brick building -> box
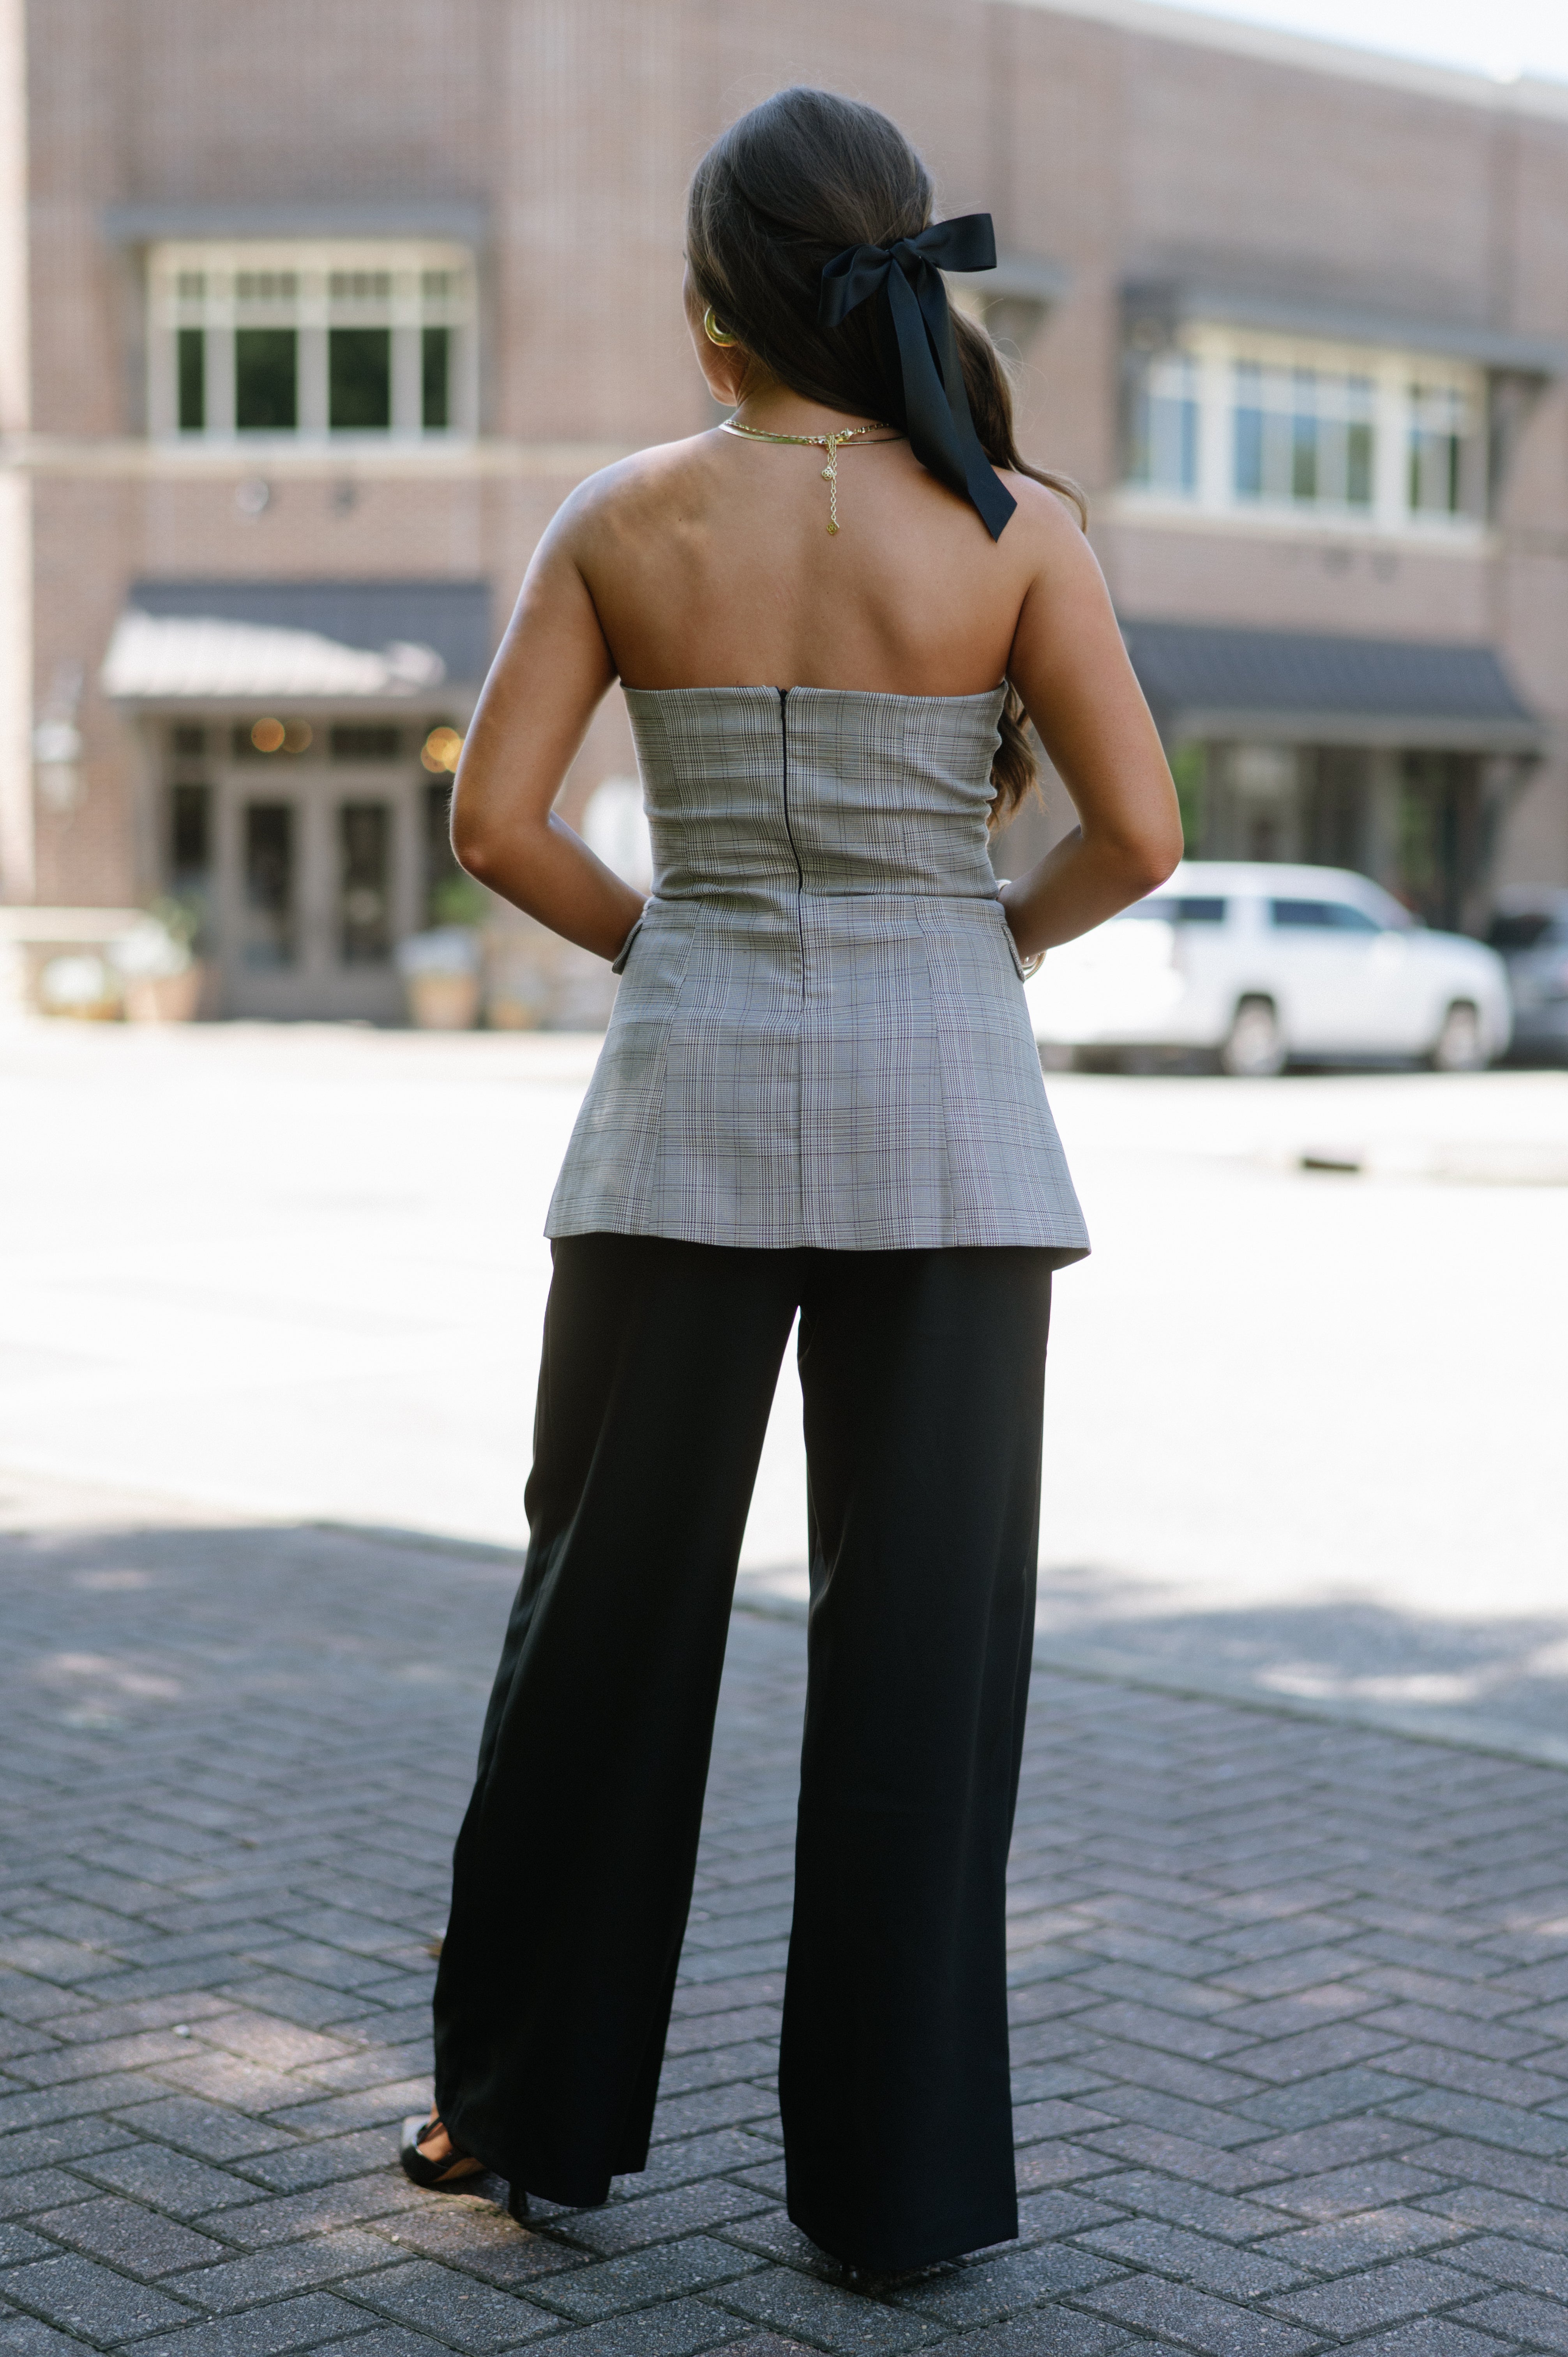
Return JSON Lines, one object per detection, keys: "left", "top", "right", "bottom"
{"left": 3, "top": 0, "right": 1566, "bottom": 1016}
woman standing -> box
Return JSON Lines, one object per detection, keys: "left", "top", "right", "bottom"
{"left": 403, "top": 87, "right": 1180, "bottom": 2275}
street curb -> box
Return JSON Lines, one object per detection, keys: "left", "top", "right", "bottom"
{"left": 731, "top": 1579, "right": 1568, "bottom": 1778}
{"left": 1024, "top": 1633, "right": 1568, "bottom": 1776}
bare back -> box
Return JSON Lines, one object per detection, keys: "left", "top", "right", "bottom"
{"left": 570, "top": 428, "right": 1052, "bottom": 696}
{"left": 452, "top": 406, "right": 1181, "bottom": 966}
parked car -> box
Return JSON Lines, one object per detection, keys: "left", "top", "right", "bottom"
{"left": 1025, "top": 861, "right": 1512, "bottom": 1076}
{"left": 1487, "top": 887, "right": 1568, "bottom": 1062}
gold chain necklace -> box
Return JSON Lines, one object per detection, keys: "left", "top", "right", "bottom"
{"left": 720, "top": 414, "right": 900, "bottom": 535}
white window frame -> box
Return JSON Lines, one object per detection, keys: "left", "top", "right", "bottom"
{"left": 147, "top": 239, "right": 478, "bottom": 443}
{"left": 1126, "top": 348, "right": 1201, "bottom": 498}
{"left": 1119, "top": 323, "right": 1483, "bottom": 540}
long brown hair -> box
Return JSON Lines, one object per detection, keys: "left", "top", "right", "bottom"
{"left": 687, "top": 85, "right": 1086, "bottom": 826}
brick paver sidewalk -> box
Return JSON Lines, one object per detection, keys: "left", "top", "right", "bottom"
{"left": 3, "top": 1511, "right": 1568, "bottom": 2357}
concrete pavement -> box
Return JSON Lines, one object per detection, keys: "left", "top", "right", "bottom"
{"left": 2, "top": 1495, "right": 1568, "bottom": 2355}
{"left": 4, "top": 1020, "right": 1568, "bottom": 2349}
{"left": 3, "top": 1025, "right": 1566, "bottom": 1756}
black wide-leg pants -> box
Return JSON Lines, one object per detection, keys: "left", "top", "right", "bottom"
{"left": 433, "top": 1233, "right": 1052, "bottom": 2273}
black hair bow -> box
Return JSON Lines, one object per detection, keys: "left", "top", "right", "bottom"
{"left": 818, "top": 213, "right": 1016, "bottom": 542}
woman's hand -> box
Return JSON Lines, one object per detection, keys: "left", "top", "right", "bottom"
{"left": 999, "top": 492, "right": 1184, "bottom": 961}
{"left": 449, "top": 495, "right": 645, "bottom": 961}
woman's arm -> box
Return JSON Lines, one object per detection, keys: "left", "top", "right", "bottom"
{"left": 449, "top": 505, "right": 646, "bottom": 960}
{"left": 999, "top": 502, "right": 1184, "bottom": 960}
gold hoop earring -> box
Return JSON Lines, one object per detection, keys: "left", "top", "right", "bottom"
{"left": 703, "top": 304, "right": 738, "bottom": 349}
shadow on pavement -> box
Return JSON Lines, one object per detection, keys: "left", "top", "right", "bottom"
{"left": 4, "top": 1497, "right": 1568, "bottom": 2354}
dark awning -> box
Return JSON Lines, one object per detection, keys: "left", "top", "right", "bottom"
{"left": 102, "top": 580, "right": 494, "bottom": 704}
{"left": 1120, "top": 619, "right": 1544, "bottom": 754}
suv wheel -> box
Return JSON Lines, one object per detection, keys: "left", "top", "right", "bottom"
{"left": 1221, "top": 996, "right": 1285, "bottom": 1078}
{"left": 1430, "top": 1000, "right": 1486, "bottom": 1072}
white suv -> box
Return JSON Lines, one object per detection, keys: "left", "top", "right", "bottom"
{"left": 1025, "top": 860, "right": 1512, "bottom": 1076}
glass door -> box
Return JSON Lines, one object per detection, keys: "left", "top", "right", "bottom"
{"left": 213, "top": 762, "right": 422, "bottom": 1018}
{"left": 338, "top": 799, "right": 394, "bottom": 966}
{"left": 240, "top": 798, "right": 299, "bottom": 972}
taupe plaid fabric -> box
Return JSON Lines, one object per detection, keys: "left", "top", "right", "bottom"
{"left": 546, "top": 685, "right": 1089, "bottom": 1259}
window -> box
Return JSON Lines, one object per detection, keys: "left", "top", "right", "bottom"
{"left": 1120, "top": 896, "right": 1227, "bottom": 925}
{"left": 1127, "top": 352, "right": 1199, "bottom": 495}
{"left": 330, "top": 270, "right": 390, "bottom": 301}
{"left": 164, "top": 729, "right": 215, "bottom": 949}
{"left": 170, "top": 783, "right": 211, "bottom": 878}
{"left": 330, "top": 330, "right": 390, "bottom": 430}
{"left": 149, "top": 240, "right": 474, "bottom": 439}
{"left": 236, "top": 329, "right": 298, "bottom": 430}
{"left": 1270, "top": 899, "right": 1381, "bottom": 932}
{"left": 177, "top": 329, "right": 204, "bottom": 430}
{"left": 426, "top": 780, "right": 458, "bottom": 925}
{"left": 243, "top": 803, "right": 295, "bottom": 968}
{"left": 339, "top": 803, "right": 392, "bottom": 964}
{"left": 422, "top": 327, "right": 450, "bottom": 431}
{"left": 1488, "top": 912, "right": 1561, "bottom": 952}
{"left": 237, "top": 270, "right": 297, "bottom": 302}
{"left": 1120, "top": 327, "right": 1480, "bottom": 532}
{"left": 330, "top": 724, "right": 402, "bottom": 763}
{"left": 1234, "top": 364, "right": 1373, "bottom": 509}
{"left": 1410, "top": 382, "right": 1467, "bottom": 515}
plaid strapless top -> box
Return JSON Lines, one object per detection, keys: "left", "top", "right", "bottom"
{"left": 546, "top": 684, "right": 1089, "bottom": 1259}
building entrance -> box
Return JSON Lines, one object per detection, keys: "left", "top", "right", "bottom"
{"left": 161, "top": 717, "right": 463, "bottom": 1019}
{"left": 215, "top": 763, "right": 426, "bottom": 1018}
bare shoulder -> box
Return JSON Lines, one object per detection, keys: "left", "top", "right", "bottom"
{"left": 548, "top": 433, "right": 726, "bottom": 553}
{"left": 992, "top": 468, "right": 1099, "bottom": 576}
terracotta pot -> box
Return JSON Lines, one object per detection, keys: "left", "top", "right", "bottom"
{"left": 405, "top": 970, "right": 482, "bottom": 1030}
{"left": 484, "top": 991, "right": 542, "bottom": 1031}
{"left": 36, "top": 951, "right": 122, "bottom": 1020}
{"left": 123, "top": 964, "right": 205, "bottom": 1023}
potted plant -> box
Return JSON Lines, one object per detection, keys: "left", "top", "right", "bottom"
{"left": 37, "top": 951, "right": 122, "bottom": 1020}
{"left": 396, "top": 922, "right": 482, "bottom": 1030}
{"left": 111, "top": 901, "right": 205, "bottom": 1022}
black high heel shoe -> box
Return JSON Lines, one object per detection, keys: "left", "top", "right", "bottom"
{"left": 399, "top": 2115, "right": 485, "bottom": 2192}
{"left": 399, "top": 2116, "right": 530, "bottom": 2223}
